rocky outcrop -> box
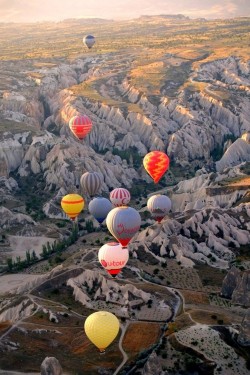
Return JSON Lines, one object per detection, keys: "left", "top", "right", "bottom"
{"left": 232, "top": 271, "right": 250, "bottom": 307}
{"left": 238, "top": 309, "right": 250, "bottom": 346}
{"left": 132, "top": 204, "right": 250, "bottom": 269}
{"left": 0, "top": 135, "right": 26, "bottom": 177}
{"left": 221, "top": 269, "right": 250, "bottom": 307}
{"left": 1, "top": 91, "right": 44, "bottom": 128}
{"left": 0, "top": 206, "right": 35, "bottom": 229}
{"left": 216, "top": 138, "right": 250, "bottom": 172}
{"left": 0, "top": 298, "right": 34, "bottom": 323}
{"left": 19, "top": 132, "right": 139, "bottom": 193}
{"left": 170, "top": 165, "right": 248, "bottom": 212}
{"left": 141, "top": 352, "right": 168, "bottom": 374}
{"left": 41, "top": 357, "right": 63, "bottom": 375}
{"left": 221, "top": 266, "right": 242, "bottom": 298}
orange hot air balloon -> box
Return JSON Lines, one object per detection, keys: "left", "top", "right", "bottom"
{"left": 61, "top": 194, "right": 84, "bottom": 221}
{"left": 69, "top": 115, "right": 92, "bottom": 140}
{"left": 143, "top": 151, "right": 170, "bottom": 183}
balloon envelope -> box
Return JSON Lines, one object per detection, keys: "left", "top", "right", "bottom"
{"left": 83, "top": 35, "right": 95, "bottom": 49}
{"left": 143, "top": 151, "right": 170, "bottom": 183}
{"left": 61, "top": 194, "right": 84, "bottom": 221}
{"left": 147, "top": 194, "right": 171, "bottom": 223}
{"left": 89, "top": 197, "right": 112, "bottom": 224}
{"left": 69, "top": 115, "right": 92, "bottom": 140}
{"left": 110, "top": 188, "right": 131, "bottom": 207}
{"left": 98, "top": 242, "right": 129, "bottom": 277}
{"left": 106, "top": 206, "right": 141, "bottom": 247}
{"left": 80, "top": 172, "right": 103, "bottom": 197}
{"left": 84, "top": 311, "right": 119, "bottom": 352}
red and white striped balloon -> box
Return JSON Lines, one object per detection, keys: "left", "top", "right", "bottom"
{"left": 110, "top": 188, "right": 131, "bottom": 207}
{"left": 69, "top": 115, "right": 92, "bottom": 140}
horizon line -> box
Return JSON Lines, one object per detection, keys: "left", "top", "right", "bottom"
{"left": 0, "top": 13, "right": 249, "bottom": 25}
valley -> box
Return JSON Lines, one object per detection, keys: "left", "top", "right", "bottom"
{"left": 0, "top": 14, "right": 249, "bottom": 375}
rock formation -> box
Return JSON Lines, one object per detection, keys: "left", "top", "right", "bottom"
{"left": 141, "top": 352, "right": 168, "bottom": 374}
{"left": 232, "top": 270, "right": 250, "bottom": 307}
{"left": 221, "top": 266, "right": 242, "bottom": 298}
{"left": 238, "top": 309, "right": 250, "bottom": 346}
{"left": 41, "top": 357, "right": 63, "bottom": 375}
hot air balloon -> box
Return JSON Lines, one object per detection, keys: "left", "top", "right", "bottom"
{"left": 110, "top": 188, "right": 131, "bottom": 207}
{"left": 84, "top": 311, "right": 119, "bottom": 353}
{"left": 147, "top": 194, "right": 171, "bottom": 223}
{"left": 98, "top": 242, "right": 129, "bottom": 277}
{"left": 106, "top": 207, "right": 141, "bottom": 248}
{"left": 143, "top": 151, "right": 170, "bottom": 183}
{"left": 80, "top": 171, "right": 103, "bottom": 197}
{"left": 89, "top": 197, "right": 112, "bottom": 224}
{"left": 61, "top": 194, "right": 84, "bottom": 221}
{"left": 83, "top": 35, "right": 95, "bottom": 49}
{"left": 69, "top": 115, "right": 92, "bottom": 140}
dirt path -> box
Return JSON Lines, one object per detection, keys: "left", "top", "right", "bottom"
{"left": 113, "top": 321, "right": 130, "bottom": 375}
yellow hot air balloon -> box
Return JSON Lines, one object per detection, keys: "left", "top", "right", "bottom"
{"left": 84, "top": 311, "right": 120, "bottom": 353}
{"left": 61, "top": 194, "right": 84, "bottom": 221}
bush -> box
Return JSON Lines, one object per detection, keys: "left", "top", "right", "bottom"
{"left": 217, "top": 319, "right": 224, "bottom": 324}
{"left": 191, "top": 340, "right": 198, "bottom": 346}
{"left": 51, "top": 288, "right": 60, "bottom": 295}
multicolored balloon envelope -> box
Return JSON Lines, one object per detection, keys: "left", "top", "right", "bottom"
{"left": 89, "top": 197, "right": 112, "bottom": 224}
{"left": 147, "top": 194, "right": 171, "bottom": 223}
{"left": 106, "top": 206, "right": 141, "bottom": 247}
{"left": 98, "top": 242, "right": 129, "bottom": 277}
{"left": 69, "top": 115, "right": 92, "bottom": 140}
{"left": 110, "top": 188, "right": 131, "bottom": 207}
{"left": 80, "top": 171, "right": 103, "bottom": 197}
{"left": 83, "top": 35, "right": 95, "bottom": 49}
{"left": 143, "top": 151, "right": 170, "bottom": 183}
{"left": 61, "top": 194, "right": 84, "bottom": 221}
{"left": 84, "top": 311, "right": 119, "bottom": 353}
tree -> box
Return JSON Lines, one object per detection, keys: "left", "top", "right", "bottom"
{"left": 26, "top": 250, "right": 31, "bottom": 265}
{"left": 85, "top": 220, "right": 94, "bottom": 233}
{"left": 40, "top": 245, "right": 48, "bottom": 259}
{"left": 7, "top": 258, "right": 13, "bottom": 272}
{"left": 46, "top": 242, "right": 52, "bottom": 254}
{"left": 31, "top": 250, "right": 38, "bottom": 261}
{"left": 15, "top": 256, "right": 22, "bottom": 271}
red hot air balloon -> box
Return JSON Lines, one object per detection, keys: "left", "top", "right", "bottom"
{"left": 69, "top": 115, "right": 92, "bottom": 140}
{"left": 143, "top": 151, "right": 170, "bottom": 183}
{"left": 106, "top": 207, "right": 141, "bottom": 248}
{"left": 110, "top": 188, "right": 131, "bottom": 207}
{"left": 98, "top": 242, "right": 129, "bottom": 277}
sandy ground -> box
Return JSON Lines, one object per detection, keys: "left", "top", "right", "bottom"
{"left": 0, "top": 273, "right": 39, "bottom": 295}
{"left": 228, "top": 177, "right": 250, "bottom": 186}
{"left": 7, "top": 235, "right": 56, "bottom": 259}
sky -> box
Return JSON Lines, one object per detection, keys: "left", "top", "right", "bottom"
{"left": 0, "top": 0, "right": 249, "bottom": 23}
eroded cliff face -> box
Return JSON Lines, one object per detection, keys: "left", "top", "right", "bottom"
{"left": 169, "top": 164, "right": 249, "bottom": 212}
{"left": 221, "top": 268, "right": 250, "bottom": 308}
{"left": 1, "top": 55, "right": 249, "bottom": 183}
{"left": 0, "top": 55, "right": 249, "bottom": 271}
{"left": 131, "top": 203, "right": 250, "bottom": 269}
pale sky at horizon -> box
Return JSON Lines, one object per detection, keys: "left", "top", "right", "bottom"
{"left": 0, "top": 0, "right": 249, "bottom": 23}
